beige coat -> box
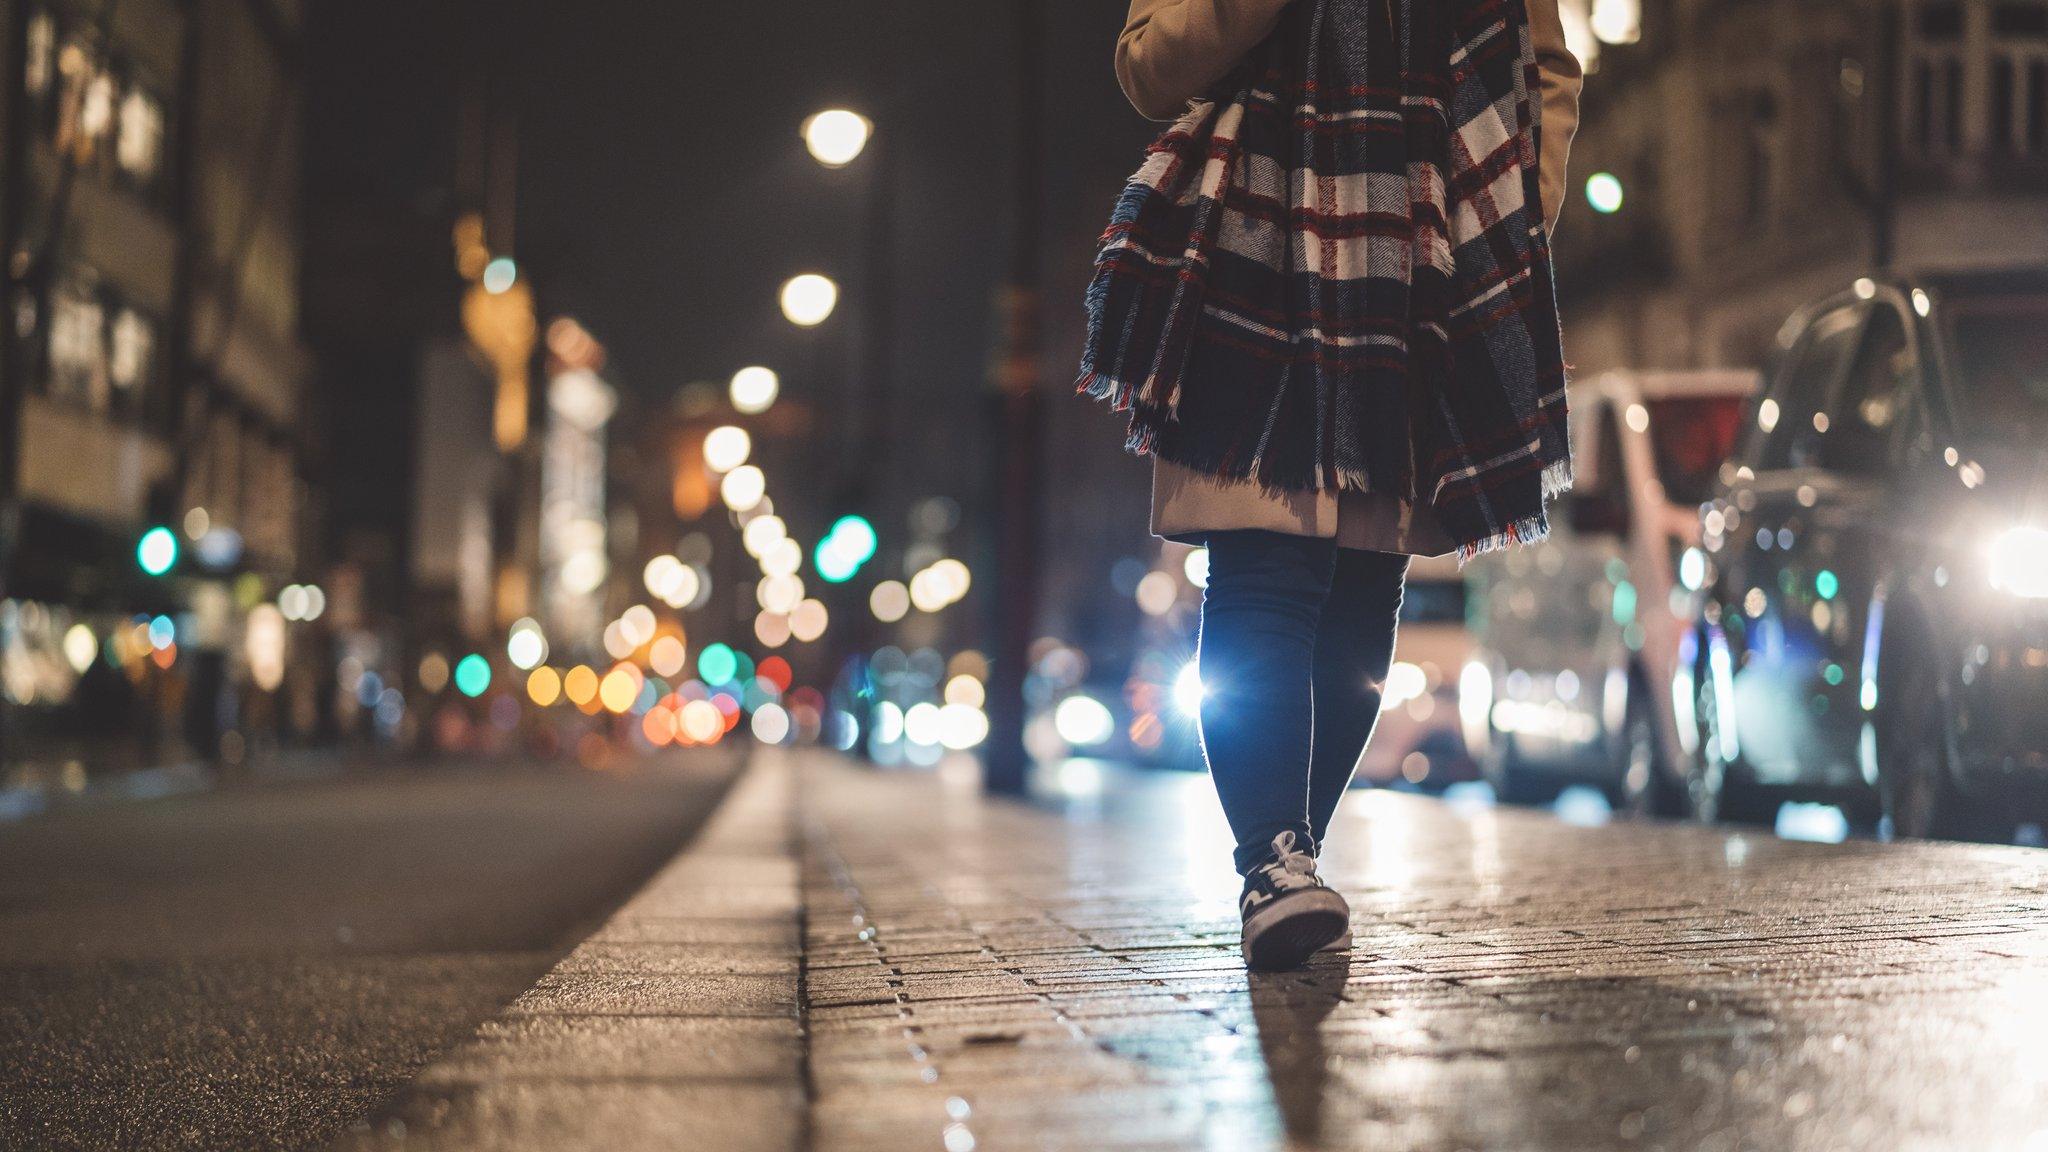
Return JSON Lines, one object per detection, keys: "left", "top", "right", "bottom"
{"left": 1115, "top": 0, "right": 1584, "bottom": 556}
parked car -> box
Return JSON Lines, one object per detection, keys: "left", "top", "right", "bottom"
{"left": 1679, "top": 271, "right": 2048, "bottom": 839}
{"left": 1354, "top": 553, "right": 1480, "bottom": 793}
{"left": 1466, "top": 369, "right": 1758, "bottom": 812}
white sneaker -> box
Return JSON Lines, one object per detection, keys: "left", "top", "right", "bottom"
{"left": 1238, "top": 831, "right": 1350, "bottom": 970}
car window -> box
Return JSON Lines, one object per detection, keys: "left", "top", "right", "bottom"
{"left": 1943, "top": 295, "right": 2048, "bottom": 443}
{"left": 1760, "top": 304, "right": 1862, "bottom": 471}
{"left": 1799, "top": 305, "right": 1912, "bottom": 475}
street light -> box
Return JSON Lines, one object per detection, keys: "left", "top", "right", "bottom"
{"left": 802, "top": 109, "right": 872, "bottom": 168}
{"left": 779, "top": 273, "right": 838, "bottom": 327}
{"left": 729, "top": 365, "right": 779, "bottom": 414}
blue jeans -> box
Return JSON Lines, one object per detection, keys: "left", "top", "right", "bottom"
{"left": 1197, "top": 530, "right": 1409, "bottom": 875}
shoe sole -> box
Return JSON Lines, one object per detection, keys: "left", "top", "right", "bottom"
{"left": 1317, "top": 927, "right": 1353, "bottom": 953}
{"left": 1241, "top": 889, "right": 1350, "bottom": 971}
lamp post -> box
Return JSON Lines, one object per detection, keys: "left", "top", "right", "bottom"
{"left": 982, "top": 0, "right": 1046, "bottom": 797}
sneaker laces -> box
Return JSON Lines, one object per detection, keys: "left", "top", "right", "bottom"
{"left": 1257, "top": 830, "right": 1321, "bottom": 891}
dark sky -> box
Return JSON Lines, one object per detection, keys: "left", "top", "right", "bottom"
{"left": 307, "top": 0, "right": 1167, "bottom": 636}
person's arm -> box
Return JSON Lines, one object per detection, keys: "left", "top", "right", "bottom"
{"left": 1526, "top": 0, "right": 1585, "bottom": 234}
{"left": 1115, "top": 0, "right": 1294, "bottom": 121}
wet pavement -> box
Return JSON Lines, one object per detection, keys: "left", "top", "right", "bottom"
{"left": 0, "top": 754, "right": 739, "bottom": 1152}
{"left": 347, "top": 749, "right": 2048, "bottom": 1152}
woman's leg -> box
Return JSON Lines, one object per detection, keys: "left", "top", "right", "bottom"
{"left": 1306, "top": 548, "right": 1409, "bottom": 848}
{"left": 1196, "top": 529, "right": 1338, "bottom": 876}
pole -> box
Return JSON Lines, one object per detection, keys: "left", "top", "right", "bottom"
{"left": 0, "top": 0, "right": 37, "bottom": 767}
{"left": 1872, "top": 0, "right": 1900, "bottom": 270}
{"left": 983, "top": 0, "right": 1045, "bottom": 797}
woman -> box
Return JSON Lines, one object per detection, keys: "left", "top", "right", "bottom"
{"left": 1085, "top": 0, "right": 1582, "bottom": 969}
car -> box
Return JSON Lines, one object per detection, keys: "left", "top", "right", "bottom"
{"left": 1678, "top": 271, "right": 2048, "bottom": 839}
{"left": 1353, "top": 553, "right": 1480, "bottom": 793}
{"left": 1466, "top": 369, "right": 1758, "bottom": 813}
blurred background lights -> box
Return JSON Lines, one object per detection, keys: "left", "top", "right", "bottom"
{"left": 742, "top": 514, "right": 787, "bottom": 558}
{"left": 937, "top": 703, "right": 989, "bottom": 750}
{"left": 755, "top": 611, "right": 793, "bottom": 647}
{"left": 944, "top": 673, "right": 985, "bottom": 707}
{"left": 779, "top": 273, "right": 838, "bottom": 327}
{"left": 137, "top": 526, "right": 178, "bottom": 576}
{"left": 908, "top": 558, "right": 970, "bottom": 612}
{"left": 1182, "top": 547, "right": 1210, "bottom": 588}
{"left": 758, "top": 573, "right": 805, "bottom": 614}
{"left": 729, "top": 365, "right": 780, "bottom": 414}
{"left": 1135, "top": 570, "right": 1177, "bottom": 616}
{"left": 454, "top": 654, "right": 492, "bottom": 698}
{"left": 418, "top": 652, "right": 450, "bottom": 693}
{"left": 182, "top": 506, "right": 210, "bottom": 539}
{"left": 761, "top": 537, "right": 803, "bottom": 578}
{"left": 698, "top": 642, "right": 740, "bottom": 686}
{"left": 814, "top": 515, "right": 878, "bottom": 583}
{"left": 62, "top": 624, "right": 97, "bottom": 674}
{"left": 871, "top": 580, "right": 910, "bottom": 623}
{"left": 563, "top": 665, "right": 599, "bottom": 707}
{"left": 619, "top": 604, "right": 658, "bottom": 648}
{"left": 1589, "top": 0, "right": 1641, "bottom": 44}
{"left": 482, "top": 256, "right": 518, "bottom": 294}
{"left": 649, "top": 635, "right": 688, "bottom": 677}
{"left": 1585, "top": 172, "right": 1624, "bottom": 214}
{"left": 507, "top": 617, "right": 548, "bottom": 670}
{"left": 245, "top": 605, "right": 286, "bottom": 691}
{"left": 599, "top": 663, "right": 643, "bottom": 713}
{"left": 703, "top": 425, "right": 752, "bottom": 473}
{"left": 1053, "top": 695, "right": 1115, "bottom": 747}
{"left": 721, "top": 465, "right": 767, "bottom": 512}
{"left": 752, "top": 702, "right": 791, "bottom": 744}
{"left": 789, "top": 598, "right": 829, "bottom": 642}
{"left": 802, "top": 108, "right": 872, "bottom": 167}
{"left": 527, "top": 667, "right": 563, "bottom": 706}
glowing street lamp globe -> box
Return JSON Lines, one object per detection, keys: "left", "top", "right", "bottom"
{"left": 779, "top": 273, "right": 838, "bottom": 327}
{"left": 729, "top": 366, "right": 779, "bottom": 414}
{"left": 802, "top": 109, "right": 872, "bottom": 167}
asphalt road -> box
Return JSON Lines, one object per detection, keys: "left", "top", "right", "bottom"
{"left": 0, "top": 752, "right": 740, "bottom": 1152}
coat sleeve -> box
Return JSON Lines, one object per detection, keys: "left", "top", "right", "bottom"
{"left": 1526, "top": 0, "right": 1584, "bottom": 234}
{"left": 1115, "top": 0, "right": 1295, "bottom": 121}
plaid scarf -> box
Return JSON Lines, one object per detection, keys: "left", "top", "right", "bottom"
{"left": 1076, "top": 0, "right": 1571, "bottom": 560}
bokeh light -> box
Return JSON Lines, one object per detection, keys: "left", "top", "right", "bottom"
{"left": 801, "top": 108, "right": 872, "bottom": 167}
{"left": 870, "top": 580, "right": 910, "bottom": 622}
{"left": 454, "top": 654, "right": 492, "bottom": 698}
{"left": 790, "top": 598, "right": 828, "bottom": 642}
{"left": 649, "top": 635, "right": 688, "bottom": 677}
{"left": 507, "top": 617, "right": 548, "bottom": 670}
{"left": 703, "top": 425, "right": 751, "bottom": 473}
{"left": 599, "top": 663, "right": 643, "bottom": 713}
{"left": 527, "top": 666, "right": 562, "bottom": 706}
{"left": 730, "top": 366, "right": 780, "bottom": 414}
{"left": 721, "top": 465, "right": 767, "bottom": 512}
{"left": 137, "top": 526, "right": 178, "bottom": 576}
{"left": 779, "top": 273, "right": 838, "bottom": 326}
{"left": 698, "top": 642, "right": 740, "bottom": 686}
{"left": 564, "top": 664, "right": 600, "bottom": 707}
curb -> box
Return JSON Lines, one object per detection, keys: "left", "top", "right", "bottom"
{"left": 332, "top": 751, "right": 805, "bottom": 1152}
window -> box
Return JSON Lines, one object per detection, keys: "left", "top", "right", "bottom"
{"left": 1762, "top": 304, "right": 1862, "bottom": 471}
{"left": 1942, "top": 294, "right": 2048, "bottom": 441}
{"left": 22, "top": 8, "right": 170, "bottom": 198}
{"left": 1811, "top": 307, "right": 1913, "bottom": 474}
{"left": 1908, "top": 0, "right": 2048, "bottom": 157}
{"left": 39, "top": 265, "right": 159, "bottom": 419}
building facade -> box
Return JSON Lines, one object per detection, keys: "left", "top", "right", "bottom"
{"left": 1554, "top": 0, "right": 2048, "bottom": 374}
{"left": 0, "top": 0, "right": 313, "bottom": 778}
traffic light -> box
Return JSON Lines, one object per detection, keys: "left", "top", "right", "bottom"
{"left": 137, "top": 526, "right": 178, "bottom": 576}
{"left": 814, "top": 515, "right": 877, "bottom": 583}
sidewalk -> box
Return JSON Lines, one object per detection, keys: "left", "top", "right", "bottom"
{"left": 343, "top": 749, "right": 2048, "bottom": 1152}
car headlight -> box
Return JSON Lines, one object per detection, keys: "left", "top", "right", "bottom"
{"left": 1989, "top": 526, "right": 2048, "bottom": 598}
